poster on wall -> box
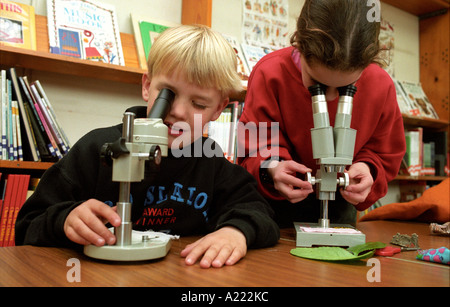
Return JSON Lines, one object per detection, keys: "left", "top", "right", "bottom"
{"left": 242, "top": 0, "right": 289, "bottom": 49}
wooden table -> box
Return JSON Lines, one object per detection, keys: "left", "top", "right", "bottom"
{"left": 1, "top": 221, "right": 449, "bottom": 288}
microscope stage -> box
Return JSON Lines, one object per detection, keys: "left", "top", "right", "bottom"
{"left": 294, "top": 222, "right": 365, "bottom": 248}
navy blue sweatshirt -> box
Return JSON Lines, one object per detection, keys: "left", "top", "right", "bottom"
{"left": 15, "top": 107, "right": 280, "bottom": 249}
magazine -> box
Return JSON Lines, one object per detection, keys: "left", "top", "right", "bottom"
{"left": 400, "top": 81, "right": 439, "bottom": 119}
{"left": 0, "top": 0, "right": 36, "bottom": 50}
{"left": 47, "top": 0, "right": 125, "bottom": 66}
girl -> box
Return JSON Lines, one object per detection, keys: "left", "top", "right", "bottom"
{"left": 238, "top": 0, "right": 405, "bottom": 227}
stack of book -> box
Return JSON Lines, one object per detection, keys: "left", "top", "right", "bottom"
{"left": 0, "top": 173, "right": 32, "bottom": 247}
{"left": 402, "top": 127, "right": 448, "bottom": 177}
{"left": 0, "top": 68, "right": 70, "bottom": 162}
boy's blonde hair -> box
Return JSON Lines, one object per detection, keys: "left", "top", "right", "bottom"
{"left": 147, "top": 24, "right": 243, "bottom": 98}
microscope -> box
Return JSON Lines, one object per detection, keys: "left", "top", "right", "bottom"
{"left": 294, "top": 84, "right": 366, "bottom": 248}
{"left": 84, "top": 89, "right": 176, "bottom": 261}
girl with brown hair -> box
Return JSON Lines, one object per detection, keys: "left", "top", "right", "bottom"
{"left": 238, "top": 0, "right": 405, "bottom": 227}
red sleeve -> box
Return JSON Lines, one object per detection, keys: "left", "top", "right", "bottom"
{"left": 237, "top": 55, "right": 293, "bottom": 200}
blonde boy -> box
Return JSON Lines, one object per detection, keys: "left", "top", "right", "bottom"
{"left": 16, "top": 25, "right": 279, "bottom": 268}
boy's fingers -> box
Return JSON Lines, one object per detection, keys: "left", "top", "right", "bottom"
{"left": 67, "top": 219, "right": 106, "bottom": 246}
{"left": 91, "top": 202, "right": 121, "bottom": 227}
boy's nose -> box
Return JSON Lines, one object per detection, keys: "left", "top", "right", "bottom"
{"left": 167, "top": 98, "right": 188, "bottom": 120}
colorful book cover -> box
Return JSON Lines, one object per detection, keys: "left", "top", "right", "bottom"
{"left": 240, "top": 43, "right": 270, "bottom": 72}
{"left": 47, "top": 0, "right": 125, "bottom": 66}
{"left": 0, "top": 0, "right": 36, "bottom": 50}
{"left": 400, "top": 81, "right": 439, "bottom": 119}
{"left": 221, "top": 33, "right": 250, "bottom": 84}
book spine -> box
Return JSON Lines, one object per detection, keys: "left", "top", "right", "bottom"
{"left": 34, "top": 80, "right": 70, "bottom": 150}
{"left": 8, "top": 68, "right": 39, "bottom": 161}
{"left": 30, "top": 84, "right": 64, "bottom": 157}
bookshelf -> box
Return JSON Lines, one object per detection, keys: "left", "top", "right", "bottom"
{"left": 389, "top": 0, "right": 450, "bottom": 182}
{"left": 0, "top": 160, "right": 53, "bottom": 170}
{"left": 0, "top": 15, "right": 146, "bottom": 85}
{"left": 381, "top": 0, "right": 449, "bottom": 17}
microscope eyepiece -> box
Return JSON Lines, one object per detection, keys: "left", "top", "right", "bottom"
{"left": 308, "top": 84, "right": 326, "bottom": 96}
{"left": 147, "top": 88, "right": 175, "bottom": 119}
{"left": 338, "top": 84, "right": 357, "bottom": 97}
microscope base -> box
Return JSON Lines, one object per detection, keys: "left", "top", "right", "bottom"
{"left": 84, "top": 230, "right": 173, "bottom": 261}
{"left": 294, "top": 222, "right": 365, "bottom": 248}
{"left": 84, "top": 241, "right": 171, "bottom": 261}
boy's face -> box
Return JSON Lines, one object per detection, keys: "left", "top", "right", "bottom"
{"left": 142, "top": 71, "right": 229, "bottom": 148}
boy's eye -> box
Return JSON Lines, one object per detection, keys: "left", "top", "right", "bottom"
{"left": 192, "top": 101, "right": 207, "bottom": 109}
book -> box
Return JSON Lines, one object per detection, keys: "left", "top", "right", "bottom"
{"left": 0, "top": 69, "right": 7, "bottom": 159}
{"left": 404, "top": 128, "right": 422, "bottom": 176}
{"left": 0, "top": 174, "right": 29, "bottom": 246}
{"left": 240, "top": 43, "right": 270, "bottom": 72}
{"left": 399, "top": 81, "right": 439, "bottom": 119}
{"left": 0, "top": 174, "right": 16, "bottom": 246}
{"left": 206, "top": 101, "right": 243, "bottom": 163}
{"left": 47, "top": 0, "right": 125, "bottom": 66}
{"left": 2, "top": 69, "right": 69, "bottom": 162}
{"left": 226, "top": 101, "right": 242, "bottom": 163}
{"left": 393, "top": 79, "right": 415, "bottom": 115}
{"left": 8, "top": 67, "right": 40, "bottom": 161}
{"left": 33, "top": 80, "right": 70, "bottom": 152}
{"left": 130, "top": 14, "right": 179, "bottom": 70}
{"left": 421, "top": 142, "right": 435, "bottom": 176}
{"left": 221, "top": 34, "right": 250, "bottom": 84}
{"left": 0, "top": 0, "right": 36, "bottom": 50}
{"left": 6, "top": 174, "right": 29, "bottom": 246}
{"left": 423, "top": 130, "right": 448, "bottom": 176}
{"left": 19, "top": 76, "right": 56, "bottom": 161}
{"left": 30, "top": 82, "right": 67, "bottom": 155}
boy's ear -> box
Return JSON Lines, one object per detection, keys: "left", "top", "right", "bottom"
{"left": 211, "top": 97, "right": 230, "bottom": 121}
{"left": 141, "top": 73, "right": 151, "bottom": 102}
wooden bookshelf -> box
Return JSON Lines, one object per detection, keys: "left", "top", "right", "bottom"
{"left": 0, "top": 15, "right": 146, "bottom": 85}
{"left": 0, "top": 160, "right": 53, "bottom": 171}
{"left": 381, "top": 0, "right": 449, "bottom": 16}
{"left": 402, "top": 114, "right": 449, "bottom": 130}
{"left": 395, "top": 174, "right": 448, "bottom": 181}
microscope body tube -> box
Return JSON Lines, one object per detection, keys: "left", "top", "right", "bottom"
{"left": 334, "top": 85, "right": 357, "bottom": 162}
{"left": 115, "top": 112, "right": 135, "bottom": 247}
{"left": 309, "top": 85, "right": 334, "bottom": 160}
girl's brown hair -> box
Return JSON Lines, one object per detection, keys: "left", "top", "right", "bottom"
{"left": 291, "top": 0, "right": 382, "bottom": 71}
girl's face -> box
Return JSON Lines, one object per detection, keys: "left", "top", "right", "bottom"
{"left": 300, "top": 55, "right": 362, "bottom": 101}
{"left": 141, "top": 71, "right": 229, "bottom": 149}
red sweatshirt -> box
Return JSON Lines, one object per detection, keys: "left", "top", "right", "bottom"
{"left": 237, "top": 46, "right": 406, "bottom": 211}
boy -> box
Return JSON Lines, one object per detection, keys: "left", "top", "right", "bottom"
{"left": 15, "top": 25, "right": 280, "bottom": 268}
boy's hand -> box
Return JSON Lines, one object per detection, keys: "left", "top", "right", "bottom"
{"left": 268, "top": 160, "right": 314, "bottom": 203}
{"left": 340, "top": 162, "right": 373, "bottom": 205}
{"left": 180, "top": 226, "right": 247, "bottom": 268}
{"left": 64, "top": 199, "right": 121, "bottom": 246}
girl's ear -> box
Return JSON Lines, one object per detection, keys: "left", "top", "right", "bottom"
{"left": 211, "top": 97, "right": 230, "bottom": 122}
{"left": 142, "top": 74, "right": 151, "bottom": 102}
